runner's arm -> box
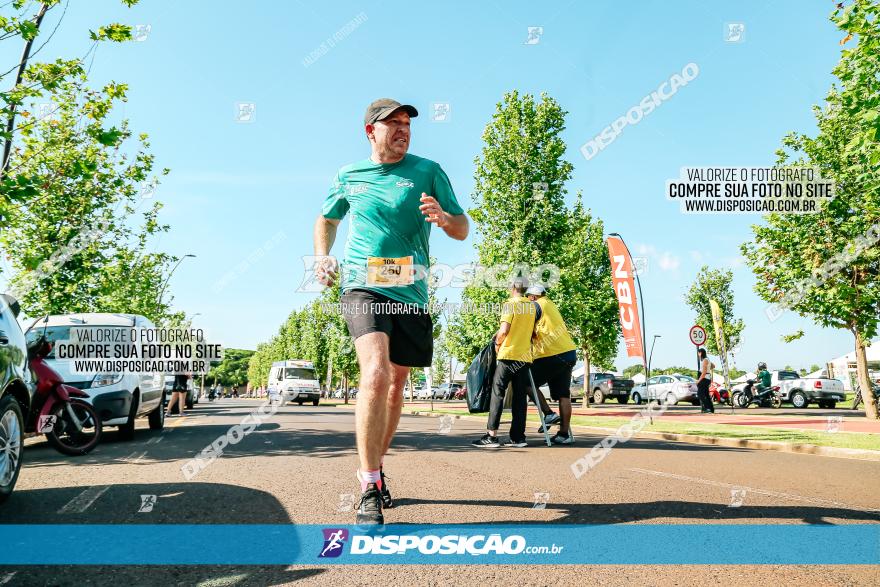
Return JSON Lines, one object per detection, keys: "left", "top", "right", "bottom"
{"left": 441, "top": 213, "right": 469, "bottom": 240}
{"left": 313, "top": 216, "right": 341, "bottom": 285}
{"left": 314, "top": 215, "right": 340, "bottom": 255}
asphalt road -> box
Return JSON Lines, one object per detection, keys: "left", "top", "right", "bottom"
{"left": 2, "top": 398, "right": 878, "bottom": 586}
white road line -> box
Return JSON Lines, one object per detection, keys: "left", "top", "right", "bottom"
{"left": 629, "top": 468, "right": 880, "bottom": 514}
{"left": 57, "top": 486, "right": 110, "bottom": 514}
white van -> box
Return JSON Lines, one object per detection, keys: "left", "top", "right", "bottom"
{"left": 25, "top": 313, "right": 166, "bottom": 439}
{"left": 267, "top": 360, "right": 320, "bottom": 405}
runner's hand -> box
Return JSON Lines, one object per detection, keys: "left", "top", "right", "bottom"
{"left": 314, "top": 255, "right": 339, "bottom": 287}
{"left": 419, "top": 193, "right": 449, "bottom": 228}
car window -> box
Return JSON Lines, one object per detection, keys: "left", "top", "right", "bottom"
{"left": 777, "top": 371, "right": 800, "bottom": 380}
{"left": 647, "top": 376, "right": 660, "bottom": 384}
{"left": 661, "top": 376, "right": 673, "bottom": 384}
{"left": 675, "top": 375, "right": 696, "bottom": 382}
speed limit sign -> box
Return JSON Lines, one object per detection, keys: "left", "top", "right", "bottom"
{"left": 689, "top": 325, "right": 707, "bottom": 346}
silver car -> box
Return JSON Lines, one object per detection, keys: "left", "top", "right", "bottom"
{"left": 631, "top": 374, "right": 699, "bottom": 406}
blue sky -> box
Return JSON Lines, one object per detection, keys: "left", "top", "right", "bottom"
{"left": 1, "top": 0, "right": 869, "bottom": 373}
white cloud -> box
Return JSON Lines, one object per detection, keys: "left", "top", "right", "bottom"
{"left": 658, "top": 252, "right": 681, "bottom": 271}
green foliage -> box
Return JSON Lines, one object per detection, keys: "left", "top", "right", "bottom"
{"left": 447, "top": 91, "right": 619, "bottom": 375}
{"left": 0, "top": 75, "right": 175, "bottom": 322}
{"left": 623, "top": 364, "right": 645, "bottom": 378}
{"left": 684, "top": 265, "right": 745, "bottom": 356}
{"left": 558, "top": 194, "right": 620, "bottom": 374}
{"left": 209, "top": 349, "right": 255, "bottom": 387}
{"left": 247, "top": 286, "right": 359, "bottom": 389}
{"left": 741, "top": 0, "right": 880, "bottom": 418}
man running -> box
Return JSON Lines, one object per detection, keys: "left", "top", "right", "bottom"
{"left": 526, "top": 285, "right": 577, "bottom": 443}
{"left": 314, "top": 98, "right": 469, "bottom": 525}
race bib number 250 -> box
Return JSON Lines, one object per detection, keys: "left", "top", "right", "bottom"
{"left": 366, "top": 256, "right": 415, "bottom": 287}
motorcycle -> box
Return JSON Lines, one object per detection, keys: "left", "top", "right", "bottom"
{"left": 732, "top": 379, "right": 782, "bottom": 409}
{"left": 851, "top": 383, "right": 880, "bottom": 410}
{"left": 26, "top": 335, "right": 102, "bottom": 455}
{"left": 709, "top": 381, "right": 731, "bottom": 406}
{"left": 207, "top": 389, "right": 217, "bottom": 402}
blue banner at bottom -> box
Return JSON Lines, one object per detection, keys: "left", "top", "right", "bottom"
{"left": 2, "top": 524, "right": 878, "bottom": 565}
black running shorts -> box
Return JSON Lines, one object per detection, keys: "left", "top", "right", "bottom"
{"left": 529, "top": 349, "right": 577, "bottom": 400}
{"left": 340, "top": 288, "right": 433, "bottom": 368}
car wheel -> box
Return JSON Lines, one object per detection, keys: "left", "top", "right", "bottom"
{"left": 0, "top": 395, "right": 24, "bottom": 504}
{"left": 790, "top": 391, "right": 808, "bottom": 409}
{"left": 665, "top": 393, "right": 677, "bottom": 406}
{"left": 297, "top": 401, "right": 303, "bottom": 406}
{"left": 631, "top": 392, "right": 642, "bottom": 405}
{"left": 148, "top": 392, "right": 166, "bottom": 430}
{"left": 617, "top": 395, "right": 629, "bottom": 404}
{"left": 825, "top": 401, "right": 837, "bottom": 409}
{"left": 593, "top": 389, "right": 605, "bottom": 404}
{"left": 312, "top": 400, "right": 319, "bottom": 406}
{"left": 118, "top": 390, "right": 139, "bottom": 441}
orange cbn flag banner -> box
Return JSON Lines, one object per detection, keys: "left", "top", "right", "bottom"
{"left": 606, "top": 236, "right": 645, "bottom": 360}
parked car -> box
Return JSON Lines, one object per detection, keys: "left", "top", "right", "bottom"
{"left": 0, "top": 294, "right": 33, "bottom": 503}
{"left": 24, "top": 313, "right": 165, "bottom": 440}
{"left": 631, "top": 374, "right": 699, "bottom": 406}
{"left": 437, "top": 383, "right": 462, "bottom": 400}
{"left": 586, "top": 372, "right": 635, "bottom": 404}
{"left": 730, "top": 370, "right": 845, "bottom": 408}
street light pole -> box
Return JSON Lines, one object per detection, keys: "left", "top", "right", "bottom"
{"left": 648, "top": 335, "right": 661, "bottom": 400}
{"left": 158, "top": 254, "right": 196, "bottom": 306}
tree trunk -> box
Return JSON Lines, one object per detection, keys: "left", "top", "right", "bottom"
{"left": 854, "top": 330, "right": 878, "bottom": 419}
{"left": 1, "top": 3, "right": 50, "bottom": 180}
{"left": 581, "top": 346, "right": 591, "bottom": 408}
{"left": 343, "top": 374, "right": 349, "bottom": 405}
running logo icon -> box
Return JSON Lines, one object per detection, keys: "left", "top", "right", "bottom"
{"left": 319, "top": 528, "right": 349, "bottom": 558}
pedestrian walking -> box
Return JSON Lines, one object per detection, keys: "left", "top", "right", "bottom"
{"left": 472, "top": 276, "right": 537, "bottom": 448}
{"left": 526, "top": 285, "right": 577, "bottom": 444}
{"left": 314, "top": 98, "right": 469, "bottom": 525}
{"left": 696, "top": 348, "right": 714, "bottom": 413}
{"left": 165, "top": 373, "right": 190, "bottom": 417}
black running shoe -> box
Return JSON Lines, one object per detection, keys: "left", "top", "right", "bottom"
{"left": 379, "top": 469, "right": 393, "bottom": 509}
{"left": 356, "top": 483, "right": 384, "bottom": 525}
{"left": 471, "top": 433, "right": 501, "bottom": 447}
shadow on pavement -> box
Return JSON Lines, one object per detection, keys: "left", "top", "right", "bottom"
{"left": 393, "top": 497, "right": 880, "bottom": 525}
{"left": 0, "top": 482, "right": 293, "bottom": 524}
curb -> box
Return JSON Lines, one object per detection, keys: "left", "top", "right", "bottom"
{"left": 333, "top": 403, "right": 880, "bottom": 462}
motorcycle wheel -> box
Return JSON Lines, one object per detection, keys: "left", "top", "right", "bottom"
{"left": 45, "top": 399, "right": 102, "bottom": 456}
{"left": 771, "top": 396, "right": 782, "bottom": 409}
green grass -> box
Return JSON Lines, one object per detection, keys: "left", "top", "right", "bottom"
{"left": 398, "top": 407, "right": 880, "bottom": 452}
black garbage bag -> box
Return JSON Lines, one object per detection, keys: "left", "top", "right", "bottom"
{"left": 466, "top": 338, "right": 496, "bottom": 413}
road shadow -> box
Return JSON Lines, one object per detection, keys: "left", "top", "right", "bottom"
{"left": 0, "top": 566, "right": 325, "bottom": 586}
{"left": 393, "top": 497, "right": 880, "bottom": 525}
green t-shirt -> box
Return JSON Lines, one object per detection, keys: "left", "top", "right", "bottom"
{"left": 322, "top": 154, "right": 463, "bottom": 306}
{"left": 758, "top": 369, "right": 771, "bottom": 388}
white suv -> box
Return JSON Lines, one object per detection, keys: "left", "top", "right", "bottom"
{"left": 25, "top": 313, "right": 166, "bottom": 439}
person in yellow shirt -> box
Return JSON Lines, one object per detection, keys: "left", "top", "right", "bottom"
{"left": 472, "top": 277, "right": 536, "bottom": 448}
{"left": 527, "top": 285, "right": 577, "bottom": 444}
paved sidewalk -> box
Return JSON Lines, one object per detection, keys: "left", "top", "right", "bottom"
{"left": 365, "top": 400, "right": 880, "bottom": 434}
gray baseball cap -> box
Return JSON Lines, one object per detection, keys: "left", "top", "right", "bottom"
{"left": 526, "top": 285, "right": 546, "bottom": 296}
{"left": 364, "top": 98, "right": 419, "bottom": 125}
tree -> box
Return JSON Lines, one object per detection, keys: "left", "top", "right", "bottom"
{"left": 432, "top": 333, "right": 450, "bottom": 384}
{"left": 558, "top": 196, "right": 621, "bottom": 406}
{"left": 1, "top": 0, "right": 139, "bottom": 212}
{"left": 623, "top": 364, "right": 645, "bottom": 378}
{"left": 447, "top": 91, "right": 572, "bottom": 364}
{"left": 684, "top": 266, "right": 745, "bottom": 357}
{"left": 742, "top": 0, "right": 880, "bottom": 419}
{"left": 210, "top": 349, "right": 255, "bottom": 387}
{"left": 0, "top": 74, "right": 176, "bottom": 322}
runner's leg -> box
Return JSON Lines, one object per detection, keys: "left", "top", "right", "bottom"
{"left": 354, "top": 331, "right": 392, "bottom": 473}
{"left": 380, "top": 363, "right": 409, "bottom": 458}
